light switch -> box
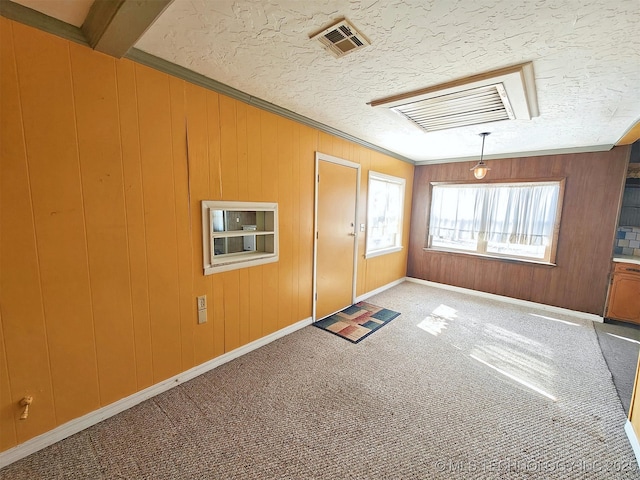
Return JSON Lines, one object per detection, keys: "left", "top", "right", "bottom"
{"left": 198, "top": 309, "right": 207, "bottom": 324}
{"left": 197, "top": 295, "right": 207, "bottom": 310}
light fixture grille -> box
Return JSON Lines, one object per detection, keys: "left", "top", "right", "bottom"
{"left": 391, "top": 84, "right": 515, "bottom": 132}
{"left": 311, "top": 19, "right": 370, "bottom": 58}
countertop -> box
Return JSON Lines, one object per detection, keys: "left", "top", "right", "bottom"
{"left": 613, "top": 255, "right": 640, "bottom": 266}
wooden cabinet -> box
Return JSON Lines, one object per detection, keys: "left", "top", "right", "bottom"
{"left": 606, "top": 262, "right": 640, "bottom": 324}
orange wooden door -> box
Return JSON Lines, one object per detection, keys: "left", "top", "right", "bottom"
{"left": 315, "top": 158, "right": 358, "bottom": 319}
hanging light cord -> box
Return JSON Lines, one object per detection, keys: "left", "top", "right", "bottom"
{"left": 471, "top": 132, "right": 491, "bottom": 179}
{"left": 479, "top": 132, "right": 489, "bottom": 162}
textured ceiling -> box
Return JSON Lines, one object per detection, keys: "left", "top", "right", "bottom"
{"left": 13, "top": 0, "right": 640, "bottom": 163}
{"left": 133, "top": 0, "right": 640, "bottom": 163}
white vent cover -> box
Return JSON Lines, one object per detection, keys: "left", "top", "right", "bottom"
{"left": 370, "top": 63, "right": 539, "bottom": 132}
{"left": 311, "top": 19, "right": 370, "bottom": 58}
{"left": 392, "top": 83, "right": 515, "bottom": 132}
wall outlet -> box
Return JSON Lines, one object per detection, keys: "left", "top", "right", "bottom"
{"left": 197, "top": 295, "right": 207, "bottom": 310}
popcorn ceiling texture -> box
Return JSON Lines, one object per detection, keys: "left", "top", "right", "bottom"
{"left": 134, "top": 0, "right": 640, "bottom": 162}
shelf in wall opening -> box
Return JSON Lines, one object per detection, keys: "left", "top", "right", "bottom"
{"left": 202, "top": 200, "right": 278, "bottom": 275}
{"left": 212, "top": 251, "right": 275, "bottom": 265}
{"left": 211, "top": 230, "right": 275, "bottom": 239}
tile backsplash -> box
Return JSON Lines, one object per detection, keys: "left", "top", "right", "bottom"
{"left": 615, "top": 226, "right": 640, "bottom": 256}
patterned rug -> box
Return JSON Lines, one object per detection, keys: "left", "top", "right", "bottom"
{"left": 313, "top": 302, "right": 400, "bottom": 343}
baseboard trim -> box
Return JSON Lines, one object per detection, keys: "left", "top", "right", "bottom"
{"left": 355, "top": 278, "right": 406, "bottom": 303}
{"left": 406, "top": 277, "right": 603, "bottom": 323}
{"left": 0, "top": 317, "right": 313, "bottom": 469}
{"left": 625, "top": 421, "right": 640, "bottom": 464}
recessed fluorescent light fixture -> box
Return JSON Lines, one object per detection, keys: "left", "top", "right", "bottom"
{"left": 370, "top": 62, "right": 539, "bottom": 132}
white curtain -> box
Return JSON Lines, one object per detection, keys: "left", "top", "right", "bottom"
{"left": 429, "top": 183, "right": 560, "bottom": 247}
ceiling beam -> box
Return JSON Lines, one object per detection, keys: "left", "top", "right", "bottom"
{"left": 82, "top": 0, "right": 173, "bottom": 58}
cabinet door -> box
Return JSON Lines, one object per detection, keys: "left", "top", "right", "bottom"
{"left": 607, "top": 274, "right": 640, "bottom": 323}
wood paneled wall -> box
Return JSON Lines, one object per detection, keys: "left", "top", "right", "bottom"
{"left": 0, "top": 19, "right": 413, "bottom": 452}
{"left": 408, "top": 147, "right": 630, "bottom": 315}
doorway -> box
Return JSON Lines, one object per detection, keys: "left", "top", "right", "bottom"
{"left": 314, "top": 152, "right": 360, "bottom": 320}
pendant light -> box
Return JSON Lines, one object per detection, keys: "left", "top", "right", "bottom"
{"left": 471, "top": 132, "right": 491, "bottom": 179}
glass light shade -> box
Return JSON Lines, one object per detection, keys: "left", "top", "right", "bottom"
{"left": 473, "top": 165, "right": 488, "bottom": 179}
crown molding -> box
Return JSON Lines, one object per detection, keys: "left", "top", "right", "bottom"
{"left": 0, "top": 0, "right": 414, "bottom": 165}
{"left": 414, "top": 144, "right": 615, "bottom": 165}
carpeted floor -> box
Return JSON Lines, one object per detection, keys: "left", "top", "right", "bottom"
{"left": 2, "top": 281, "right": 639, "bottom": 479}
{"left": 594, "top": 319, "right": 640, "bottom": 415}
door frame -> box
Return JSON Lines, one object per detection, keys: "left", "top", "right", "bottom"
{"left": 313, "top": 151, "right": 361, "bottom": 321}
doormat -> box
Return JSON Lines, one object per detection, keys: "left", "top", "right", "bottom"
{"left": 313, "top": 302, "right": 400, "bottom": 343}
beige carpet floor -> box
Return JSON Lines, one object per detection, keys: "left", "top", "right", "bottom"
{"left": 2, "top": 281, "right": 639, "bottom": 479}
{"left": 594, "top": 320, "right": 640, "bottom": 415}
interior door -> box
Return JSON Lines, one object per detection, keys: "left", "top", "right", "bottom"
{"left": 315, "top": 154, "right": 359, "bottom": 319}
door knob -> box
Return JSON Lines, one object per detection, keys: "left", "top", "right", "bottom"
{"left": 348, "top": 232, "right": 356, "bottom": 236}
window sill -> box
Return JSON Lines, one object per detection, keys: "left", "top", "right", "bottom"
{"left": 204, "top": 253, "right": 278, "bottom": 274}
{"left": 424, "top": 247, "right": 556, "bottom": 267}
{"left": 365, "top": 246, "right": 403, "bottom": 259}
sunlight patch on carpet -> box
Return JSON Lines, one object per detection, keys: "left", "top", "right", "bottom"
{"left": 470, "top": 352, "right": 556, "bottom": 401}
{"left": 417, "top": 304, "right": 458, "bottom": 336}
{"left": 606, "top": 333, "right": 640, "bottom": 345}
{"left": 530, "top": 313, "right": 580, "bottom": 326}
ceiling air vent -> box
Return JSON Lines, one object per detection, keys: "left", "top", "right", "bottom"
{"left": 392, "top": 83, "right": 515, "bottom": 132}
{"left": 311, "top": 19, "right": 371, "bottom": 58}
{"left": 370, "top": 63, "right": 539, "bottom": 132}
